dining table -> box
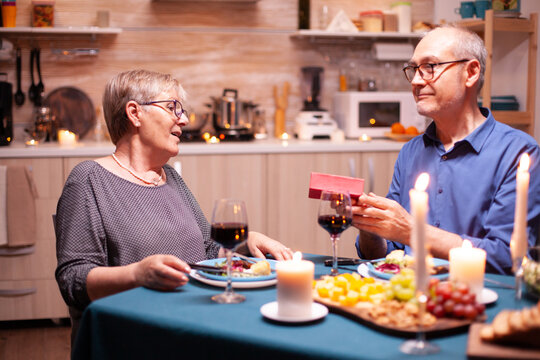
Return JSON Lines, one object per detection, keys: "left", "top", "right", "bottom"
{"left": 72, "top": 254, "right": 535, "bottom": 360}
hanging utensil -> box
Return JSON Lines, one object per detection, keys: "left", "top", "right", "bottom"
{"left": 14, "top": 48, "right": 24, "bottom": 106}
{"left": 35, "top": 47, "right": 44, "bottom": 105}
{"left": 28, "top": 49, "right": 38, "bottom": 105}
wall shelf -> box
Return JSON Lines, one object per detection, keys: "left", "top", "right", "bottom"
{"left": 0, "top": 26, "right": 122, "bottom": 35}
{"left": 459, "top": 10, "right": 537, "bottom": 135}
{"left": 291, "top": 29, "right": 423, "bottom": 42}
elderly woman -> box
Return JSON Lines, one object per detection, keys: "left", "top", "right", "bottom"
{"left": 55, "top": 69, "right": 293, "bottom": 342}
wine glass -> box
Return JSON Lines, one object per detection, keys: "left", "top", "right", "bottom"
{"left": 210, "top": 199, "right": 249, "bottom": 304}
{"left": 318, "top": 190, "right": 353, "bottom": 276}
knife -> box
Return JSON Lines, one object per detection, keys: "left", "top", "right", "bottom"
{"left": 324, "top": 258, "right": 380, "bottom": 266}
{"left": 188, "top": 263, "right": 228, "bottom": 274}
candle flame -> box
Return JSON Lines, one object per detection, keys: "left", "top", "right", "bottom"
{"left": 519, "top": 153, "right": 530, "bottom": 172}
{"left": 280, "top": 132, "right": 289, "bottom": 140}
{"left": 414, "top": 172, "right": 430, "bottom": 191}
{"left": 292, "top": 251, "right": 302, "bottom": 261}
{"left": 462, "top": 239, "right": 472, "bottom": 249}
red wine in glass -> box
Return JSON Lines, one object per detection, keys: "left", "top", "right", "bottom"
{"left": 210, "top": 199, "right": 248, "bottom": 304}
{"left": 318, "top": 190, "right": 352, "bottom": 276}
{"left": 211, "top": 222, "right": 248, "bottom": 249}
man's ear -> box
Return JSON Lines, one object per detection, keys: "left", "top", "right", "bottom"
{"left": 465, "top": 59, "right": 481, "bottom": 89}
{"left": 125, "top": 100, "right": 141, "bottom": 127}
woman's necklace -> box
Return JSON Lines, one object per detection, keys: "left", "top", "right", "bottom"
{"left": 111, "top": 153, "right": 163, "bottom": 186}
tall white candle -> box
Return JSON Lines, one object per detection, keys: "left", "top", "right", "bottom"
{"left": 409, "top": 173, "right": 429, "bottom": 293}
{"left": 510, "top": 153, "right": 530, "bottom": 261}
{"left": 276, "top": 251, "right": 314, "bottom": 318}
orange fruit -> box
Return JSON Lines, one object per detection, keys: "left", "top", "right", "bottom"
{"left": 405, "top": 126, "right": 419, "bottom": 135}
{"left": 391, "top": 122, "right": 406, "bottom": 134}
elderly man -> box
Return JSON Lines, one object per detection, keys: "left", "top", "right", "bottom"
{"left": 353, "top": 25, "right": 540, "bottom": 274}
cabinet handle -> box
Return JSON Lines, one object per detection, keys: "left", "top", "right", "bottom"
{"left": 0, "top": 288, "right": 37, "bottom": 297}
{"left": 0, "top": 245, "right": 35, "bottom": 256}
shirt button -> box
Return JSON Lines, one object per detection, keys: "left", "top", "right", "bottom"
{"left": 438, "top": 188, "right": 443, "bottom": 194}
{"left": 442, "top": 155, "right": 448, "bottom": 161}
{"left": 435, "top": 221, "right": 440, "bottom": 227}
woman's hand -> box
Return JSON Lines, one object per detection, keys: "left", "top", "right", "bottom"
{"left": 133, "top": 254, "right": 191, "bottom": 291}
{"left": 246, "top": 232, "right": 294, "bottom": 261}
{"left": 352, "top": 192, "right": 413, "bottom": 245}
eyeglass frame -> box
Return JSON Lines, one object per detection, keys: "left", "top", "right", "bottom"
{"left": 140, "top": 100, "right": 187, "bottom": 119}
{"left": 402, "top": 59, "right": 470, "bottom": 83}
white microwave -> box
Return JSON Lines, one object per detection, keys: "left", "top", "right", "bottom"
{"left": 333, "top": 91, "right": 428, "bottom": 138}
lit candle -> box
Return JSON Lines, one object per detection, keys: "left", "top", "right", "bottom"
{"left": 280, "top": 132, "right": 290, "bottom": 141}
{"left": 510, "top": 153, "right": 530, "bottom": 262}
{"left": 449, "top": 240, "right": 486, "bottom": 298}
{"left": 57, "top": 129, "right": 77, "bottom": 147}
{"left": 276, "top": 251, "right": 314, "bottom": 318}
{"left": 360, "top": 134, "right": 372, "bottom": 142}
{"left": 409, "top": 172, "right": 429, "bottom": 293}
{"left": 206, "top": 136, "right": 220, "bottom": 144}
{"left": 25, "top": 139, "right": 38, "bottom": 147}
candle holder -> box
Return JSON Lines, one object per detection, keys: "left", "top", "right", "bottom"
{"left": 400, "top": 292, "right": 439, "bottom": 355}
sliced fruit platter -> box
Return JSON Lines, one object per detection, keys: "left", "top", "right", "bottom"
{"left": 312, "top": 269, "right": 485, "bottom": 336}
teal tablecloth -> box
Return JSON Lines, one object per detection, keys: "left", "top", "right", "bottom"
{"left": 73, "top": 254, "right": 532, "bottom": 360}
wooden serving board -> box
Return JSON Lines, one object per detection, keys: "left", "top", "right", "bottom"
{"left": 467, "top": 323, "right": 540, "bottom": 359}
{"left": 314, "top": 295, "right": 480, "bottom": 338}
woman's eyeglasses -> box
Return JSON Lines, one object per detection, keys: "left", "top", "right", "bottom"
{"left": 402, "top": 59, "right": 470, "bottom": 83}
{"left": 140, "top": 100, "right": 186, "bottom": 119}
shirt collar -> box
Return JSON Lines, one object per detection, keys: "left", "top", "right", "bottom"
{"left": 422, "top": 107, "right": 495, "bottom": 153}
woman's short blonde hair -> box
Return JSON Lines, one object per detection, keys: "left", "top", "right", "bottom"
{"left": 102, "top": 69, "right": 186, "bottom": 144}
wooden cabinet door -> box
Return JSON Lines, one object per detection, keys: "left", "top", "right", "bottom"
{"left": 169, "top": 154, "right": 267, "bottom": 234}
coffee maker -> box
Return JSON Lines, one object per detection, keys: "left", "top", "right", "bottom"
{"left": 294, "top": 66, "right": 337, "bottom": 140}
{"left": 0, "top": 73, "right": 13, "bottom": 146}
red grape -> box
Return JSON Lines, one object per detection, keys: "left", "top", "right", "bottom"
{"left": 455, "top": 282, "right": 469, "bottom": 295}
{"left": 451, "top": 290, "right": 462, "bottom": 303}
{"left": 453, "top": 303, "right": 465, "bottom": 318}
{"left": 443, "top": 299, "right": 455, "bottom": 314}
{"left": 461, "top": 293, "right": 474, "bottom": 305}
{"left": 427, "top": 299, "right": 436, "bottom": 313}
{"left": 475, "top": 302, "right": 486, "bottom": 315}
{"left": 433, "top": 304, "right": 445, "bottom": 318}
{"left": 463, "top": 304, "right": 478, "bottom": 320}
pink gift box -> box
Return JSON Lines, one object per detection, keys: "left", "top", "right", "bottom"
{"left": 308, "top": 172, "right": 365, "bottom": 199}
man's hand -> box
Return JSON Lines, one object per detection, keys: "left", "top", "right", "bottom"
{"left": 352, "top": 192, "right": 413, "bottom": 245}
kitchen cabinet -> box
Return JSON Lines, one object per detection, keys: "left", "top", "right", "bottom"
{"left": 0, "top": 158, "right": 68, "bottom": 321}
{"left": 0, "top": 144, "right": 400, "bottom": 321}
{"left": 459, "top": 10, "right": 538, "bottom": 135}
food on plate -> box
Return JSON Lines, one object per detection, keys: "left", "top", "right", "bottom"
{"left": 250, "top": 260, "right": 271, "bottom": 276}
{"left": 367, "top": 300, "right": 436, "bottom": 328}
{"left": 374, "top": 250, "right": 414, "bottom": 274}
{"left": 523, "top": 255, "right": 540, "bottom": 296}
{"left": 313, "top": 273, "right": 387, "bottom": 306}
{"left": 405, "top": 126, "right": 420, "bottom": 135}
{"left": 426, "top": 278, "right": 485, "bottom": 320}
{"left": 207, "top": 259, "right": 272, "bottom": 277}
{"left": 480, "top": 301, "right": 540, "bottom": 348}
{"left": 387, "top": 268, "right": 416, "bottom": 301}
{"left": 391, "top": 122, "right": 406, "bottom": 134}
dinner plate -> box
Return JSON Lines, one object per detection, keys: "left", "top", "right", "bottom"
{"left": 195, "top": 257, "right": 277, "bottom": 282}
{"left": 190, "top": 270, "right": 277, "bottom": 288}
{"left": 478, "top": 288, "right": 498, "bottom": 305}
{"left": 366, "top": 258, "right": 450, "bottom": 280}
{"left": 260, "top": 301, "right": 328, "bottom": 323}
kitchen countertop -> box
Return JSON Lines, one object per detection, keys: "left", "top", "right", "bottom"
{"left": 0, "top": 138, "right": 405, "bottom": 158}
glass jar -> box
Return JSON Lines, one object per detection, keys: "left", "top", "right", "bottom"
{"left": 359, "top": 10, "right": 383, "bottom": 33}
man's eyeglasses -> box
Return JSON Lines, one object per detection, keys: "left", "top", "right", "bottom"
{"left": 402, "top": 59, "right": 470, "bottom": 83}
{"left": 140, "top": 100, "right": 186, "bottom": 119}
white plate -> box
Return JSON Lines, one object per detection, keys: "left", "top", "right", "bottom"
{"left": 189, "top": 270, "right": 277, "bottom": 288}
{"left": 478, "top": 288, "right": 498, "bottom": 305}
{"left": 195, "top": 257, "right": 277, "bottom": 282}
{"left": 260, "top": 301, "right": 328, "bottom": 323}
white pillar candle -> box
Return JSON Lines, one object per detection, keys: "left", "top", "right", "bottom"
{"left": 449, "top": 240, "right": 487, "bottom": 298}
{"left": 57, "top": 129, "right": 77, "bottom": 147}
{"left": 510, "top": 153, "right": 530, "bottom": 261}
{"left": 276, "top": 251, "right": 314, "bottom": 318}
{"left": 409, "top": 172, "right": 429, "bottom": 293}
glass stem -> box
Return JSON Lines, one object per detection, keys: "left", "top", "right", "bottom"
{"left": 225, "top": 249, "right": 233, "bottom": 296}
{"left": 331, "top": 235, "right": 339, "bottom": 276}
{"left": 416, "top": 292, "right": 427, "bottom": 347}
{"left": 513, "top": 257, "right": 524, "bottom": 301}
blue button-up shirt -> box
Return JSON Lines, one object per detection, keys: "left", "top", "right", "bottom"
{"left": 357, "top": 108, "right": 540, "bottom": 274}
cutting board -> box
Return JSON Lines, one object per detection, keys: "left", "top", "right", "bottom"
{"left": 44, "top": 86, "right": 95, "bottom": 139}
{"left": 314, "top": 295, "right": 480, "bottom": 338}
{"left": 467, "top": 323, "right": 540, "bottom": 359}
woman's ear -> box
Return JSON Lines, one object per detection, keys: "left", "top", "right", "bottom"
{"left": 465, "top": 59, "right": 481, "bottom": 90}
{"left": 125, "top": 100, "right": 141, "bottom": 127}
